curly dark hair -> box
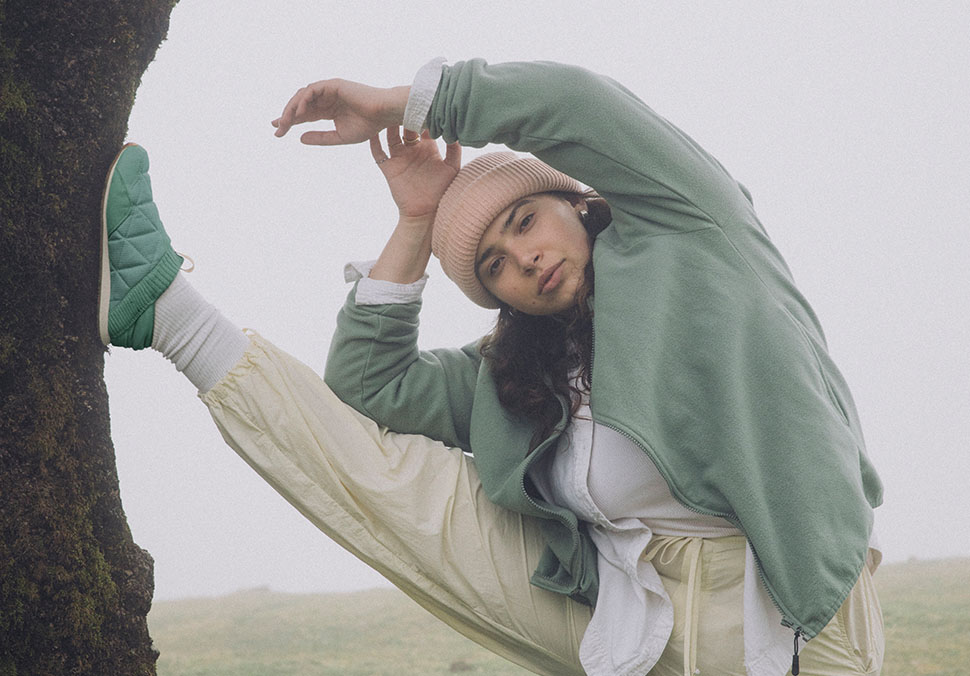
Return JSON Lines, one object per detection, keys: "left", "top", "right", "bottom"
{"left": 478, "top": 191, "right": 612, "bottom": 451}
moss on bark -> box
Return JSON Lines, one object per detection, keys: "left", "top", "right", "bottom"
{"left": 0, "top": 1, "right": 177, "bottom": 673}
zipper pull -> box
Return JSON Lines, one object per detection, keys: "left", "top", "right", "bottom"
{"left": 792, "top": 628, "right": 802, "bottom": 675}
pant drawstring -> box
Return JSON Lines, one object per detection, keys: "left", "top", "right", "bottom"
{"left": 643, "top": 535, "right": 704, "bottom": 676}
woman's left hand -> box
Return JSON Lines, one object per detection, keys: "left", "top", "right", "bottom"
{"left": 272, "top": 79, "right": 408, "bottom": 145}
{"left": 370, "top": 127, "right": 461, "bottom": 222}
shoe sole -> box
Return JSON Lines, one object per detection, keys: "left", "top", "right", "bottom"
{"left": 98, "top": 142, "right": 138, "bottom": 345}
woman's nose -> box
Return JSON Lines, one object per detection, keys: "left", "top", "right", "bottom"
{"left": 515, "top": 249, "right": 540, "bottom": 272}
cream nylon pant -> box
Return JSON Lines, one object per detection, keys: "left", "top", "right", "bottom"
{"left": 200, "top": 335, "right": 883, "bottom": 676}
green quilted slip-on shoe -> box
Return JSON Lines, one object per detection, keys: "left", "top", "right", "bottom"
{"left": 98, "top": 143, "right": 183, "bottom": 349}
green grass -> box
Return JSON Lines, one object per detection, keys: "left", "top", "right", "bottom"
{"left": 877, "top": 558, "right": 970, "bottom": 675}
{"left": 148, "top": 587, "right": 524, "bottom": 676}
{"left": 148, "top": 558, "right": 970, "bottom": 675}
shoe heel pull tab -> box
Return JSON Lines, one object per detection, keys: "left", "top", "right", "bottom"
{"left": 792, "top": 629, "right": 801, "bottom": 675}
{"left": 178, "top": 252, "right": 195, "bottom": 273}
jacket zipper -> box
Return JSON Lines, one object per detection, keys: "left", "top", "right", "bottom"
{"left": 587, "top": 328, "right": 809, "bottom": 646}
{"left": 520, "top": 406, "right": 585, "bottom": 595}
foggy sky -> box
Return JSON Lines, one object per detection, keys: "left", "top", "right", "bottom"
{"left": 106, "top": 0, "right": 970, "bottom": 600}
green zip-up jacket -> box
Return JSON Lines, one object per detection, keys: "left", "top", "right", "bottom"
{"left": 324, "top": 59, "right": 882, "bottom": 639}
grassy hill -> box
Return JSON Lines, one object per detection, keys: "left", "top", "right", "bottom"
{"left": 148, "top": 557, "right": 970, "bottom": 676}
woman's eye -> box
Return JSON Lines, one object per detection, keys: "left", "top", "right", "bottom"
{"left": 519, "top": 214, "right": 533, "bottom": 232}
{"left": 489, "top": 257, "right": 504, "bottom": 276}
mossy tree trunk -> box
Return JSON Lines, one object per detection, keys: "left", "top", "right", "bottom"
{"left": 1, "top": 1, "right": 177, "bottom": 673}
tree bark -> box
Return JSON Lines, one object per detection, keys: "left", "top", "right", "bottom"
{"left": 1, "top": 1, "right": 176, "bottom": 673}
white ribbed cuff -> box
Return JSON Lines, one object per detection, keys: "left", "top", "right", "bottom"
{"left": 344, "top": 260, "right": 428, "bottom": 305}
{"left": 403, "top": 57, "right": 446, "bottom": 133}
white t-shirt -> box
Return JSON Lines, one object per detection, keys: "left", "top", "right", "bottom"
{"left": 530, "top": 394, "right": 805, "bottom": 676}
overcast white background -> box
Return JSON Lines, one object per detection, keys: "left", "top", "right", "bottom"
{"left": 106, "top": 1, "right": 969, "bottom": 602}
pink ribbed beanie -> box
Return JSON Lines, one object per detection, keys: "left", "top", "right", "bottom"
{"left": 432, "top": 152, "right": 582, "bottom": 308}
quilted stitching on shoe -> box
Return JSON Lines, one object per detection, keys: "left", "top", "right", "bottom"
{"left": 107, "top": 150, "right": 172, "bottom": 304}
{"left": 104, "top": 145, "right": 182, "bottom": 348}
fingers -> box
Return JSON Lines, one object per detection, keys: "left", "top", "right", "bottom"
{"left": 273, "top": 88, "right": 306, "bottom": 137}
{"left": 379, "top": 127, "right": 420, "bottom": 156}
{"left": 273, "top": 81, "right": 327, "bottom": 137}
{"left": 385, "top": 126, "right": 404, "bottom": 150}
{"left": 299, "top": 130, "right": 345, "bottom": 146}
{"left": 369, "top": 135, "right": 389, "bottom": 165}
{"left": 444, "top": 141, "right": 462, "bottom": 170}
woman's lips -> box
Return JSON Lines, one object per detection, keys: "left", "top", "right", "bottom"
{"left": 538, "top": 260, "right": 564, "bottom": 295}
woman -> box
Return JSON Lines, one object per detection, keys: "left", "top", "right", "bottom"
{"left": 101, "top": 58, "right": 883, "bottom": 675}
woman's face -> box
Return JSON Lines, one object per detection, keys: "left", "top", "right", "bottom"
{"left": 475, "top": 193, "right": 591, "bottom": 315}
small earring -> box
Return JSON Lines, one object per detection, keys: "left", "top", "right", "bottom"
{"left": 579, "top": 209, "right": 589, "bottom": 225}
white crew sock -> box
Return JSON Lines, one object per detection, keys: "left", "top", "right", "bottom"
{"left": 151, "top": 274, "right": 250, "bottom": 393}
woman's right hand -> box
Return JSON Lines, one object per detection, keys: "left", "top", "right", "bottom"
{"left": 272, "top": 79, "right": 410, "bottom": 146}
{"left": 370, "top": 127, "right": 461, "bottom": 222}
{"left": 366, "top": 129, "right": 461, "bottom": 284}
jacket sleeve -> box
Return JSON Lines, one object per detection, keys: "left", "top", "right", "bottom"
{"left": 427, "top": 59, "right": 753, "bottom": 237}
{"left": 324, "top": 287, "right": 482, "bottom": 452}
